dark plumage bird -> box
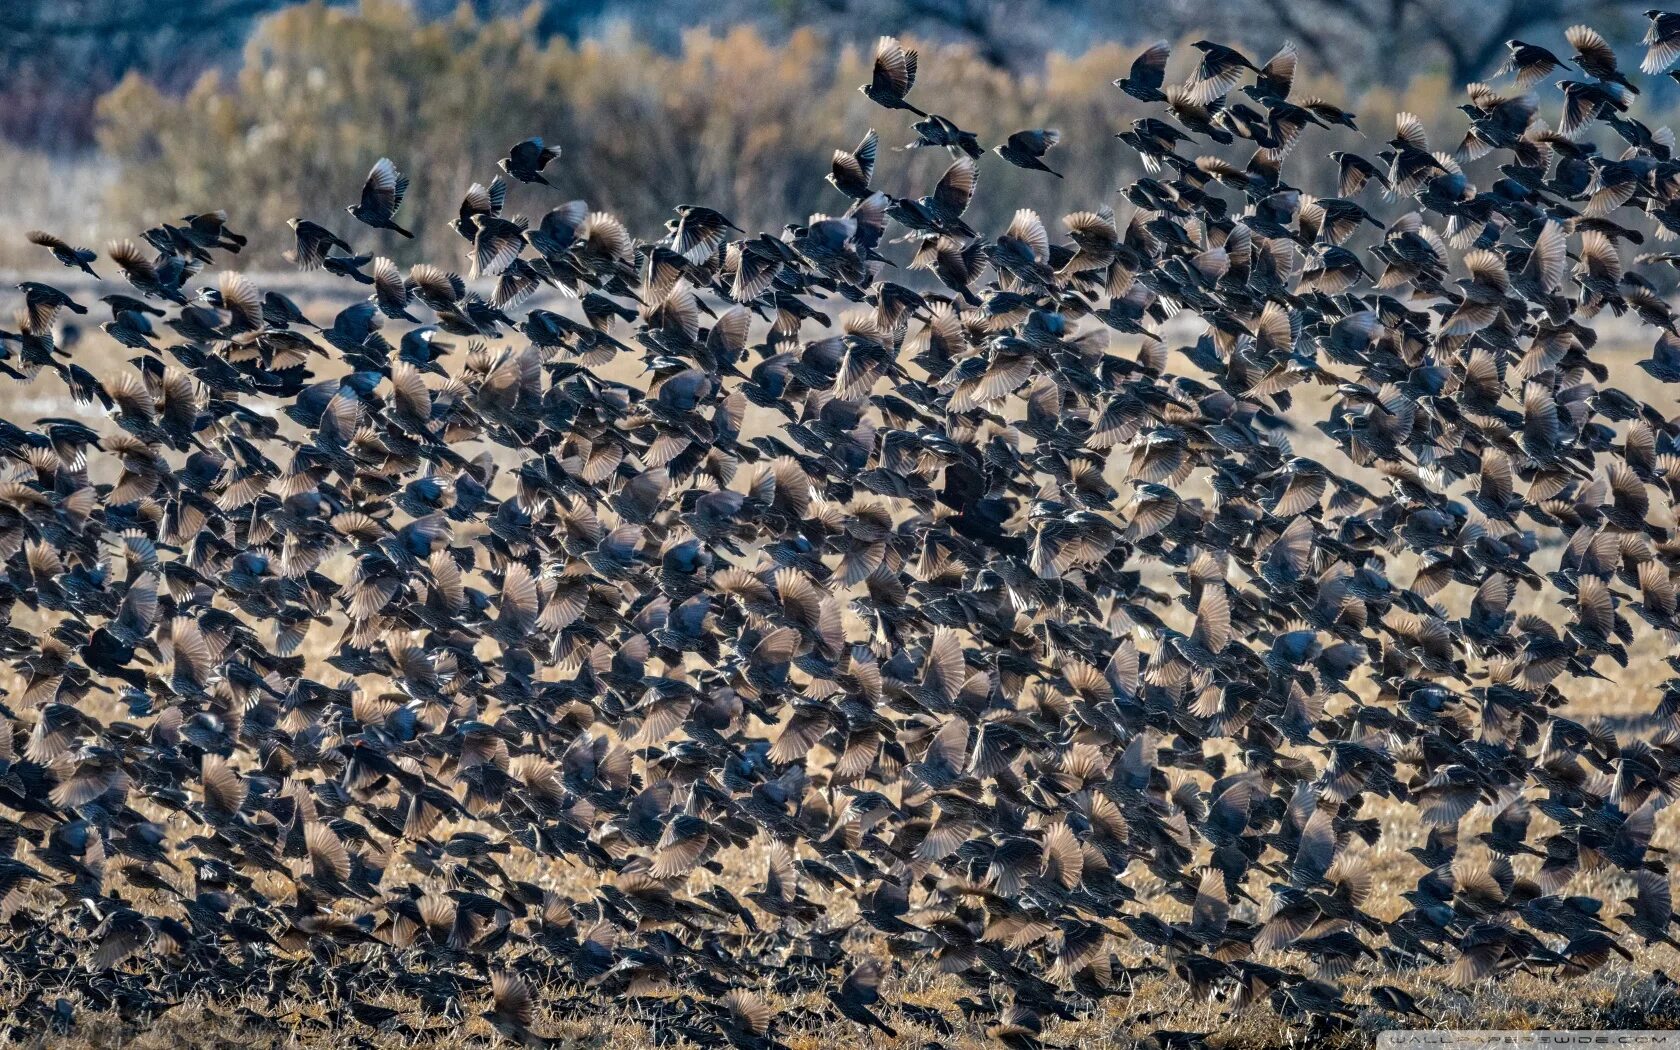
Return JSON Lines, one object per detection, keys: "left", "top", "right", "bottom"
{"left": 1644, "top": 10, "right": 1680, "bottom": 74}
{"left": 1186, "top": 40, "right": 1260, "bottom": 104}
{"left": 995, "top": 130, "right": 1063, "bottom": 178}
{"left": 26, "top": 231, "right": 98, "bottom": 279}
{"left": 828, "top": 128, "right": 879, "bottom": 200}
{"left": 906, "top": 114, "right": 983, "bottom": 158}
{"left": 860, "top": 36, "right": 926, "bottom": 116}
{"left": 1641, "top": 330, "right": 1680, "bottom": 381}
{"left": 827, "top": 959, "right": 896, "bottom": 1038}
{"left": 1498, "top": 39, "right": 1573, "bottom": 87}
{"left": 1116, "top": 41, "right": 1171, "bottom": 102}
{"left": 1568, "top": 23, "right": 1640, "bottom": 93}
{"left": 500, "top": 137, "right": 563, "bottom": 186}
{"left": 483, "top": 971, "right": 563, "bottom": 1047}
{"left": 287, "top": 218, "right": 355, "bottom": 270}
{"left": 347, "top": 157, "right": 414, "bottom": 238}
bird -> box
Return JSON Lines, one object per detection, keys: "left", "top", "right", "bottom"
{"left": 26, "top": 231, "right": 99, "bottom": 279}
{"left": 347, "top": 157, "right": 414, "bottom": 238}
{"left": 1567, "top": 24, "right": 1640, "bottom": 93}
{"left": 483, "top": 970, "right": 567, "bottom": 1047}
{"left": 827, "top": 128, "right": 879, "bottom": 200}
{"left": 1116, "top": 41, "right": 1171, "bottom": 102}
{"left": 1644, "top": 10, "right": 1680, "bottom": 73}
{"left": 905, "top": 114, "right": 983, "bottom": 158}
{"left": 286, "top": 218, "right": 357, "bottom": 270}
{"left": 994, "top": 129, "right": 1064, "bottom": 178}
{"left": 827, "top": 959, "right": 896, "bottom": 1037}
{"left": 500, "top": 137, "right": 563, "bottom": 186}
{"left": 860, "top": 36, "right": 926, "bottom": 116}
{"left": 1498, "top": 39, "right": 1573, "bottom": 87}
{"left": 1185, "top": 40, "right": 1260, "bottom": 104}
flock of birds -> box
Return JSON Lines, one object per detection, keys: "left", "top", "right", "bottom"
{"left": 7, "top": 14, "right": 1680, "bottom": 1049}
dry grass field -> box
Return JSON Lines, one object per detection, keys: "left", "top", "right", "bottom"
{"left": 0, "top": 277, "right": 1675, "bottom": 1049}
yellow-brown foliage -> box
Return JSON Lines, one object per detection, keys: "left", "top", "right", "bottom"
{"left": 89, "top": 1, "right": 1470, "bottom": 269}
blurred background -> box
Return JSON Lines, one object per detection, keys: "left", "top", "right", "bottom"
{"left": 0, "top": 0, "right": 1667, "bottom": 270}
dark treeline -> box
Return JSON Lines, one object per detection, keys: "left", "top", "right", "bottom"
{"left": 0, "top": 0, "right": 1664, "bottom": 151}
{"left": 72, "top": 2, "right": 1675, "bottom": 275}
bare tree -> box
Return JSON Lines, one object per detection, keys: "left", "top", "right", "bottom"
{"left": 0, "top": 0, "right": 1660, "bottom": 153}
{"left": 0, "top": 0, "right": 341, "bottom": 148}
{"left": 1272, "top": 0, "right": 1649, "bottom": 86}
{"left": 759, "top": 0, "right": 1656, "bottom": 90}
